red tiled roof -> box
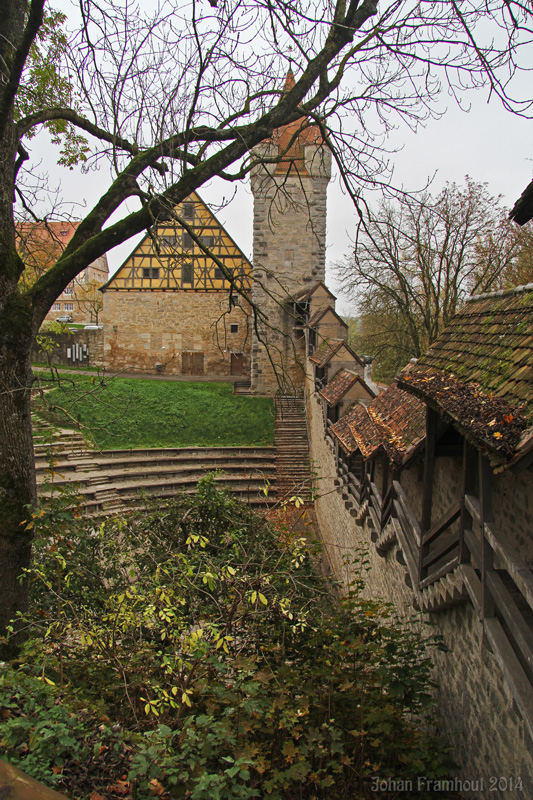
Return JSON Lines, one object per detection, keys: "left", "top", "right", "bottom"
{"left": 269, "top": 71, "right": 323, "bottom": 176}
{"left": 332, "top": 382, "right": 426, "bottom": 465}
{"left": 348, "top": 404, "right": 383, "bottom": 460}
{"left": 308, "top": 305, "right": 347, "bottom": 329}
{"left": 329, "top": 405, "right": 363, "bottom": 455}
{"left": 319, "top": 369, "right": 374, "bottom": 406}
{"left": 366, "top": 383, "right": 426, "bottom": 466}
{"left": 398, "top": 285, "right": 533, "bottom": 466}
{"left": 309, "top": 339, "right": 344, "bottom": 367}
{"left": 309, "top": 338, "right": 363, "bottom": 368}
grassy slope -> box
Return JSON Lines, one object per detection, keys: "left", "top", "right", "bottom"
{"left": 34, "top": 374, "right": 275, "bottom": 449}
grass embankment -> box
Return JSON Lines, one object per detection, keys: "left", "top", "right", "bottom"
{"left": 33, "top": 373, "right": 274, "bottom": 449}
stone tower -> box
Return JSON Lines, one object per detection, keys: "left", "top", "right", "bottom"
{"left": 250, "top": 72, "right": 331, "bottom": 395}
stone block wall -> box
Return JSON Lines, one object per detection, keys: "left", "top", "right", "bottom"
{"left": 101, "top": 291, "right": 251, "bottom": 376}
{"left": 306, "top": 380, "right": 533, "bottom": 798}
{"left": 32, "top": 329, "right": 104, "bottom": 369}
{"left": 250, "top": 144, "right": 330, "bottom": 395}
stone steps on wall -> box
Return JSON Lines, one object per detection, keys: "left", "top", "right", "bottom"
{"left": 275, "top": 395, "right": 313, "bottom": 500}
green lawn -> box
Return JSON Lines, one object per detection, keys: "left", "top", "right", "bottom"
{"left": 33, "top": 374, "right": 275, "bottom": 449}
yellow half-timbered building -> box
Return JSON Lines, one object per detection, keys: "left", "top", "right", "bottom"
{"left": 101, "top": 193, "right": 252, "bottom": 376}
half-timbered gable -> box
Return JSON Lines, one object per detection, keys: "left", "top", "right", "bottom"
{"left": 104, "top": 192, "right": 251, "bottom": 294}
{"left": 101, "top": 193, "right": 253, "bottom": 376}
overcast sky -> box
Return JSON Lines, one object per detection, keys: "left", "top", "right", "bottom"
{"left": 25, "top": 12, "right": 533, "bottom": 317}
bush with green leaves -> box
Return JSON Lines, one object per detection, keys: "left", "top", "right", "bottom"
{"left": 1, "top": 475, "right": 454, "bottom": 798}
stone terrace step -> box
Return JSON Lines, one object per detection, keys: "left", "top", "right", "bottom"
{"left": 37, "top": 463, "right": 276, "bottom": 489}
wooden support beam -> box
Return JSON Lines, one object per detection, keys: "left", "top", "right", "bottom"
{"left": 460, "top": 440, "right": 477, "bottom": 564}
{"left": 422, "top": 500, "right": 461, "bottom": 546}
{"left": 419, "top": 407, "right": 437, "bottom": 584}
{"left": 480, "top": 453, "right": 495, "bottom": 620}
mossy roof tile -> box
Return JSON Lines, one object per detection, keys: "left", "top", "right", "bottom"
{"left": 398, "top": 284, "right": 533, "bottom": 466}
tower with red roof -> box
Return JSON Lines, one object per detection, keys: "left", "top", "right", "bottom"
{"left": 250, "top": 69, "right": 331, "bottom": 394}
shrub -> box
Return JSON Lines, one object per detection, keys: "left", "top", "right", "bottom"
{"left": 2, "top": 476, "right": 454, "bottom": 798}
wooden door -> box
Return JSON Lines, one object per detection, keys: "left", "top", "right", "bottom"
{"left": 231, "top": 352, "right": 243, "bottom": 376}
{"left": 182, "top": 352, "right": 204, "bottom": 375}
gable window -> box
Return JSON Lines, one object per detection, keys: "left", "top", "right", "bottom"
{"left": 200, "top": 235, "right": 215, "bottom": 249}
{"left": 214, "top": 267, "right": 224, "bottom": 280}
{"left": 63, "top": 284, "right": 74, "bottom": 296}
{"left": 182, "top": 263, "right": 194, "bottom": 284}
{"left": 183, "top": 232, "right": 194, "bottom": 249}
{"left": 161, "top": 234, "right": 177, "bottom": 248}
{"left": 143, "top": 267, "right": 160, "bottom": 279}
{"left": 182, "top": 201, "right": 195, "bottom": 220}
{"left": 230, "top": 323, "right": 239, "bottom": 334}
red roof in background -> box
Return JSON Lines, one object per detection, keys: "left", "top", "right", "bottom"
{"left": 309, "top": 338, "right": 363, "bottom": 368}
{"left": 330, "top": 381, "right": 426, "bottom": 465}
{"left": 15, "top": 221, "right": 80, "bottom": 276}
{"left": 319, "top": 368, "right": 374, "bottom": 406}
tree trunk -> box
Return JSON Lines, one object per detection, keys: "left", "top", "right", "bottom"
{"left": 0, "top": 300, "right": 36, "bottom": 657}
{"left": 0, "top": 30, "right": 37, "bottom": 651}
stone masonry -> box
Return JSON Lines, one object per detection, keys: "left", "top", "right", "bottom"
{"left": 306, "top": 373, "right": 533, "bottom": 799}
{"left": 250, "top": 138, "right": 331, "bottom": 395}
{"left": 102, "top": 291, "right": 251, "bottom": 376}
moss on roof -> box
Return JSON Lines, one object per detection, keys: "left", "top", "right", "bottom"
{"left": 398, "top": 285, "right": 533, "bottom": 465}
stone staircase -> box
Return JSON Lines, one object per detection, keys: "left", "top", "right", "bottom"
{"left": 274, "top": 395, "right": 313, "bottom": 501}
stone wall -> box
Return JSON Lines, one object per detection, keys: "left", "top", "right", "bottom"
{"left": 250, "top": 144, "right": 331, "bottom": 395}
{"left": 101, "top": 291, "right": 251, "bottom": 376}
{"left": 306, "top": 380, "right": 533, "bottom": 798}
{"left": 32, "top": 328, "right": 104, "bottom": 369}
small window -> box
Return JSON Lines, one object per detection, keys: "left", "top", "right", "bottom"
{"left": 143, "top": 267, "right": 160, "bottom": 279}
{"left": 60, "top": 230, "right": 68, "bottom": 236}
{"left": 230, "top": 324, "right": 239, "bottom": 334}
{"left": 200, "top": 235, "right": 215, "bottom": 248}
{"left": 182, "top": 263, "right": 193, "bottom": 284}
{"left": 182, "top": 201, "right": 195, "bottom": 220}
{"left": 52, "top": 302, "right": 61, "bottom": 311}
{"left": 63, "top": 284, "right": 74, "bottom": 295}
{"left": 214, "top": 267, "right": 224, "bottom": 280}
{"left": 161, "top": 234, "right": 177, "bottom": 248}
{"left": 183, "top": 232, "right": 194, "bottom": 249}
{"left": 230, "top": 295, "right": 240, "bottom": 308}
